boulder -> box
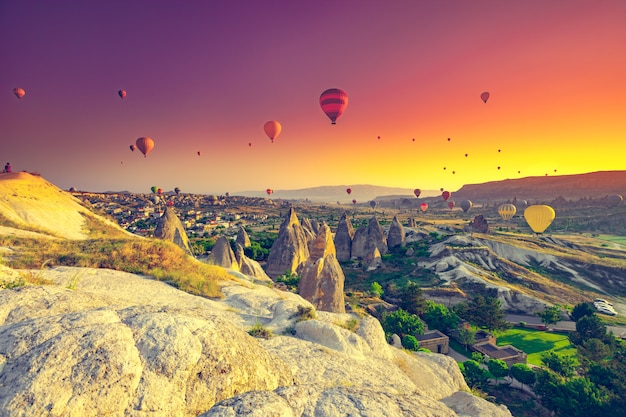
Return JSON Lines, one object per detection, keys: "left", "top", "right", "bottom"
{"left": 207, "top": 236, "right": 238, "bottom": 270}
{"left": 235, "top": 226, "right": 251, "bottom": 248}
{"left": 265, "top": 208, "right": 311, "bottom": 278}
{"left": 153, "top": 207, "right": 193, "bottom": 255}
{"left": 351, "top": 217, "right": 388, "bottom": 259}
{"left": 334, "top": 212, "right": 354, "bottom": 262}
{"left": 467, "top": 214, "right": 490, "bottom": 234}
{"left": 297, "top": 224, "right": 346, "bottom": 313}
{"left": 234, "top": 244, "right": 273, "bottom": 284}
{"left": 387, "top": 216, "right": 405, "bottom": 248}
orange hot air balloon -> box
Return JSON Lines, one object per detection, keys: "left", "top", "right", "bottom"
{"left": 524, "top": 205, "right": 555, "bottom": 234}
{"left": 264, "top": 121, "right": 281, "bottom": 143}
{"left": 129, "top": 144, "right": 136, "bottom": 152}
{"left": 352, "top": 199, "right": 357, "bottom": 205}
{"left": 442, "top": 191, "right": 451, "bottom": 201}
{"left": 320, "top": 88, "right": 348, "bottom": 124}
{"left": 413, "top": 189, "right": 421, "bottom": 198}
{"left": 420, "top": 203, "right": 428, "bottom": 212}
{"left": 135, "top": 137, "right": 154, "bottom": 157}
{"left": 480, "top": 91, "right": 490, "bottom": 103}
{"left": 13, "top": 88, "right": 25, "bottom": 99}
{"left": 157, "top": 188, "right": 163, "bottom": 195}
{"left": 346, "top": 188, "right": 352, "bottom": 195}
{"left": 118, "top": 90, "right": 126, "bottom": 99}
{"left": 448, "top": 201, "right": 455, "bottom": 210}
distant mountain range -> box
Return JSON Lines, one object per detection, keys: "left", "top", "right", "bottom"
{"left": 235, "top": 185, "right": 441, "bottom": 202}
{"left": 452, "top": 170, "right": 626, "bottom": 203}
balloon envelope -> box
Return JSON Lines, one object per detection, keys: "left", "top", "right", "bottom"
{"left": 129, "top": 145, "right": 136, "bottom": 152}
{"left": 346, "top": 188, "right": 352, "bottom": 195}
{"left": 420, "top": 203, "right": 428, "bottom": 212}
{"left": 441, "top": 191, "right": 451, "bottom": 201}
{"left": 413, "top": 189, "right": 421, "bottom": 198}
{"left": 150, "top": 186, "right": 158, "bottom": 194}
{"left": 136, "top": 137, "right": 154, "bottom": 157}
{"left": 264, "top": 121, "right": 281, "bottom": 142}
{"left": 266, "top": 188, "right": 272, "bottom": 195}
{"left": 498, "top": 203, "right": 517, "bottom": 220}
{"left": 480, "top": 91, "right": 490, "bottom": 103}
{"left": 460, "top": 200, "right": 472, "bottom": 213}
{"left": 524, "top": 205, "right": 555, "bottom": 234}
{"left": 118, "top": 90, "right": 126, "bottom": 99}
{"left": 320, "top": 88, "right": 348, "bottom": 124}
{"left": 352, "top": 199, "right": 357, "bottom": 205}
{"left": 448, "top": 201, "right": 455, "bottom": 210}
{"left": 369, "top": 200, "right": 377, "bottom": 209}
{"left": 13, "top": 88, "right": 25, "bottom": 99}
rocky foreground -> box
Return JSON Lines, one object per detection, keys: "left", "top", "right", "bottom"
{"left": 0, "top": 264, "right": 511, "bottom": 417}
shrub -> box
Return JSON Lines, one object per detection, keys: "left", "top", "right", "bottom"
{"left": 248, "top": 322, "right": 273, "bottom": 339}
{"left": 291, "top": 305, "right": 316, "bottom": 321}
{"left": 402, "top": 335, "right": 420, "bottom": 351}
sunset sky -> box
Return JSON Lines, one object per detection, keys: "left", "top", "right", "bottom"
{"left": 1, "top": 1, "right": 625, "bottom": 195}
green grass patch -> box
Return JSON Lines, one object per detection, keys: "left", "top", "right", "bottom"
{"left": 496, "top": 327, "right": 577, "bottom": 366}
{"left": 595, "top": 234, "right": 626, "bottom": 246}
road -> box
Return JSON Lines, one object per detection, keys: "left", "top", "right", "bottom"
{"left": 506, "top": 314, "right": 626, "bottom": 339}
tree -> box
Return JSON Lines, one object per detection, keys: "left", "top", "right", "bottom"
{"left": 402, "top": 334, "right": 419, "bottom": 351}
{"left": 370, "top": 281, "right": 384, "bottom": 298}
{"left": 537, "top": 305, "right": 562, "bottom": 328}
{"left": 510, "top": 363, "right": 536, "bottom": 389}
{"left": 382, "top": 308, "right": 424, "bottom": 339}
{"left": 397, "top": 281, "right": 427, "bottom": 316}
{"left": 461, "top": 360, "right": 489, "bottom": 389}
{"left": 570, "top": 302, "right": 596, "bottom": 322}
{"left": 456, "top": 295, "right": 509, "bottom": 332}
{"left": 550, "top": 377, "right": 610, "bottom": 417}
{"left": 456, "top": 326, "right": 476, "bottom": 350}
{"left": 422, "top": 301, "right": 460, "bottom": 333}
{"left": 487, "top": 358, "right": 509, "bottom": 384}
{"left": 571, "top": 314, "right": 607, "bottom": 345}
{"left": 541, "top": 351, "right": 577, "bottom": 378}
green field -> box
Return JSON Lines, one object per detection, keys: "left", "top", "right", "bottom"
{"left": 496, "top": 327, "right": 577, "bottom": 366}
{"left": 596, "top": 234, "right": 626, "bottom": 246}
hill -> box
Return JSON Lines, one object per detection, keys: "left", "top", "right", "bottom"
{"left": 236, "top": 184, "right": 439, "bottom": 202}
{"left": 452, "top": 170, "right": 626, "bottom": 203}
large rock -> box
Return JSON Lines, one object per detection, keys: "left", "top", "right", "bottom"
{"left": 387, "top": 215, "right": 405, "bottom": 248}
{"left": 297, "top": 224, "right": 346, "bottom": 313}
{"left": 334, "top": 212, "right": 354, "bottom": 262}
{"left": 234, "top": 243, "right": 273, "bottom": 284}
{"left": 207, "top": 236, "right": 238, "bottom": 269}
{"left": 153, "top": 207, "right": 193, "bottom": 255}
{"left": 235, "top": 226, "right": 251, "bottom": 248}
{"left": 265, "top": 208, "right": 311, "bottom": 278}
{"left": 350, "top": 216, "right": 388, "bottom": 259}
{"left": 467, "top": 214, "right": 490, "bottom": 234}
{"left": 367, "top": 216, "right": 388, "bottom": 255}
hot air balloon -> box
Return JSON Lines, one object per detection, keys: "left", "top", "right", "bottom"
{"left": 13, "top": 88, "right": 25, "bottom": 99}
{"left": 448, "top": 201, "right": 455, "bottom": 210}
{"left": 420, "top": 203, "right": 428, "bottom": 212}
{"left": 441, "top": 191, "right": 451, "bottom": 201}
{"left": 440, "top": 187, "right": 444, "bottom": 192}
{"left": 377, "top": 136, "right": 381, "bottom": 140}
{"left": 150, "top": 186, "right": 158, "bottom": 194}
{"left": 607, "top": 194, "right": 623, "bottom": 207}
{"left": 320, "top": 88, "right": 348, "bottom": 124}
{"left": 266, "top": 188, "right": 273, "bottom": 195}
{"left": 174, "top": 187, "right": 181, "bottom": 195}
{"left": 369, "top": 200, "right": 377, "bottom": 209}
{"left": 352, "top": 199, "right": 357, "bottom": 205}
{"left": 412, "top": 138, "right": 415, "bottom": 142}
{"left": 524, "top": 205, "right": 555, "bottom": 234}
{"left": 460, "top": 200, "right": 472, "bottom": 213}
{"left": 480, "top": 92, "right": 490, "bottom": 103}
{"left": 136, "top": 137, "right": 154, "bottom": 157}
{"left": 129, "top": 145, "right": 136, "bottom": 152}
{"left": 264, "top": 121, "right": 281, "bottom": 143}
{"left": 346, "top": 188, "right": 352, "bottom": 195}
{"left": 118, "top": 90, "right": 126, "bottom": 99}
{"left": 197, "top": 151, "right": 201, "bottom": 156}
{"left": 167, "top": 200, "right": 174, "bottom": 206}
{"left": 498, "top": 204, "right": 517, "bottom": 221}
{"left": 157, "top": 188, "right": 163, "bottom": 195}
{"left": 447, "top": 138, "right": 451, "bottom": 142}
{"left": 248, "top": 142, "right": 252, "bottom": 147}
{"left": 413, "top": 189, "right": 421, "bottom": 198}
{"left": 464, "top": 153, "right": 468, "bottom": 157}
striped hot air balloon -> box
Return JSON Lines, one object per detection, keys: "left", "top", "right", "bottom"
{"left": 498, "top": 204, "right": 517, "bottom": 220}
{"left": 320, "top": 88, "right": 348, "bottom": 124}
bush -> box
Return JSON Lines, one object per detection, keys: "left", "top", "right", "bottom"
{"left": 248, "top": 322, "right": 273, "bottom": 339}
{"left": 402, "top": 335, "right": 420, "bottom": 351}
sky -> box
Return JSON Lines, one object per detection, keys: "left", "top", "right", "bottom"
{"left": 1, "top": 1, "right": 625, "bottom": 195}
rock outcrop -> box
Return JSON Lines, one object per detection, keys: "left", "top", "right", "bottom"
{"left": 387, "top": 215, "right": 405, "bottom": 248}
{"left": 265, "top": 208, "right": 311, "bottom": 278}
{"left": 334, "top": 212, "right": 354, "bottom": 262}
{"left": 297, "top": 223, "right": 346, "bottom": 313}
{"left": 235, "top": 226, "right": 251, "bottom": 248}
{"left": 235, "top": 243, "right": 273, "bottom": 284}
{"left": 207, "top": 236, "right": 238, "bottom": 269}
{"left": 467, "top": 214, "right": 490, "bottom": 233}
{"left": 154, "top": 207, "right": 193, "bottom": 255}
{"left": 350, "top": 216, "right": 388, "bottom": 259}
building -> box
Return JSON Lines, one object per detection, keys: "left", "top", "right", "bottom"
{"left": 415, "top": 330, "right": 449, "bottom": 354}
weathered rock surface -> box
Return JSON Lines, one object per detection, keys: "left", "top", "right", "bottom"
{"left": 154, "top": 207, "right": 193, "bottom": 255}
{"left": 265, "top": 208, "right": 311, "bottom": 278}
{"left": 467, "top": 214, "right": 490, "bottom": 233}
{"left": 206, "top": 236, "right": 238, "bottom": 269}
{"left": 387, "top": 215, "right": 405, "bottom": 248}
{"left": 0, "top": 266, "right": 511, "bottom": 417}
{"left": 350, "top": 216, "right": 388, "bottom": 259}
{"left": 234, "top": 243, "right": 273, "bottom": 284}
{"left": 297, "top": 224, "right": 346, "bottom": 313}
{"left": 333, "top": 212, "right": 354, "bottom": 262}
{"left": 235, "top": 226, "right": 251, "bottom": 248}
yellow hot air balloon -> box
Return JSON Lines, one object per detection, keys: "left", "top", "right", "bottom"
{"left": 498, "top": 204, "right": 517, "bottom": 221}
{"left": 524, "top": 205, "right": 555, "bottom": 234}
{"left": 264, "top": 121, "right": 281, "bottom": 143}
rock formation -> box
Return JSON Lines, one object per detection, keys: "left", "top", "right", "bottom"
{"left": 265, "top": 208, "right": 311, "bottom": 278}
{"left": 350, "top": 226, "right": 368, "bottom": 260}
{"left": 154, "top": 207, "right": 193, "bottom": 255}
{"left": 297, "top": 223, "right": 346, "bottom": 313}
{"left": 235, "top": 243, "right": 273, "bottom": 284}
{"left": 334, "top": 212, "right": 354, "bottom": 261}
{"left": 351, "top": 216, "right": 388, "bottom": 259}
{"left": 387, "top": 215, "right": 405, "bottom": 248}
{"left": 367, "top": 216, "right": 388, "bottom": 255}
{"left": 467, "top": 214, "right": 490, "bottom": 233}
{"left": 207, "top": 236, "right": 238, "bottom": 269}
{"left": 235, "top": 226, "right": 251, "bottom": 248}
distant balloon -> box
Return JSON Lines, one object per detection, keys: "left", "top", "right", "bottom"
{"left": 440, "top": 187, "right": 444, "bottom": 192}
{"left": 447, "top": 138, "right": 451, "bottom": 142}
{"left": 167, "top": 200, "right": 174, "bottom": 206}
{"left": 498, "top": 149, "right": 501, "bottom": 153}
{"left": 480, "top": 91, "right": 490, "bottom": 103}
{"left": 413, "top": 189, "right": 421, "bottom": 198}
{"left": 157, "top": 188, "right": 163, "bottom": 195}
{"left": 460, "top": 200, "right": 472, "bottom": 213}
{"left": 264, "top": 121, "right": 282, "bottom": 143}
{"left": 352, "top": 199, "right": 357, "bottom": 205}
{"left": 441, "top": 191, "right": 451, "bottom": 201}
{"left": 129, "top": 145, "right": 136, "bottom": 152}
{"left": 150, "top": 186, "right": 158, "bottom": 194}
{"left": 174, "top": 187, "right": 181, "bottom": 195}
{"left": 524, "top": 205, "right": 556, "bottom": 234}
{"left": 607, "top": 194, "right": 624, "bottom": 207}
{"left": 369, "top": 200, "right": 377, "bottom": 209}
{"left": 420, "top": 203, "right": 428, "bottom": 212}
{"left": 13, "top": 88, "right": 25, "bottom": 99}
{"left": 346, "top": 188, "right": 352, "bottom": 195}
{"left": 412, "top": 138, "right": 415, "bottom": 142}
{"left": 377, "top": 136, "right": 381, "bottom": 140}
{"left": 443, "top": 167, "right": 446, "bottom": 170}
{"left": 452, "top": 171, "right": 456, "bottom": 175}
{"left": 464, "top": 153, "right": 468, "bottom": 157}
{"left": 498, "top": 204, "right": 517, "bottom": 221}
{"left": 448, "top": 201, "right": 455, "bottom": 210}
{"left": 248, "top": 142, "right": 252, "bottom": 147}
{"left": 320, "top": 88, "right": 348, "bottom": 124}
{"left": 497, "top": 166, "right": 501, "bottom": 170}
{"left": 118, "top": 90, "right": 126, "bottom": 99}
{"left": 135, "top": 137, "right": 154, "bottom": 157}
{"left": 197, "top": 151, "right": 201, "bottom": 156}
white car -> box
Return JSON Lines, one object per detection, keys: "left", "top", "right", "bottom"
{"left": 596, "top": 305, "right": 617, "bottom": 316}
{"left": 594, "top": 298, "right": 613, "bottom": 306}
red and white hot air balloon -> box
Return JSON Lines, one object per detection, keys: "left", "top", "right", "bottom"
{"left": 319, "top": 88, "right": 348, "bottom": 124}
